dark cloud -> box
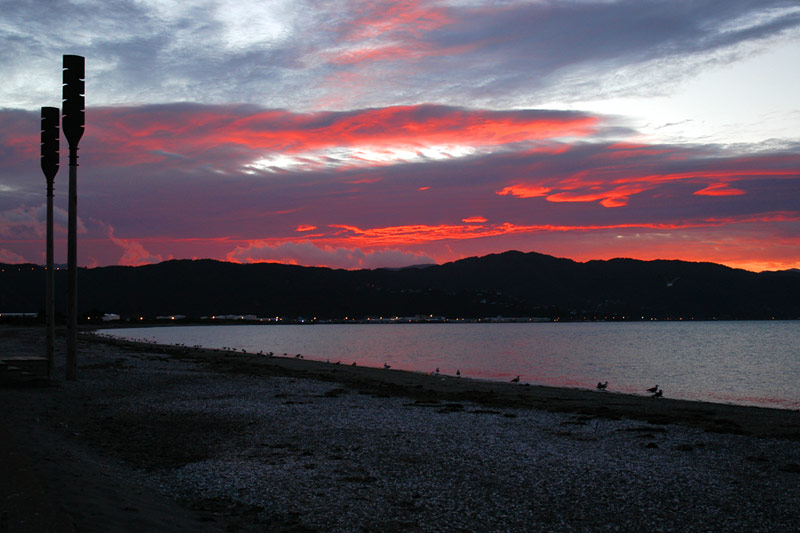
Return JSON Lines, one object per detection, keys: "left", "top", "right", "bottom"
{"left": 3, "top": 1, "right": 797, "bottom": 110}
{"left": 419, "top": 0, "right": 800, "bottom": 103}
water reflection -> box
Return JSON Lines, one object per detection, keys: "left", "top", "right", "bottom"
{"left": 100, "top": 321, "right": 800, "bottom": 410}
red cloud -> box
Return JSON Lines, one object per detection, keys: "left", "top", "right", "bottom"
{"left": 344, "top": 0, "right": 453, "bottom": 39}
{"left": 327, "top": 0, "right": 461, "bottom": 66}
{"left": 296, "top": 224, "right": 318, "bottom": 232}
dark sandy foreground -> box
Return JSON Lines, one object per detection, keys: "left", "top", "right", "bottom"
{"left": 2, "top": 326, "right": 799, "bottom": 532}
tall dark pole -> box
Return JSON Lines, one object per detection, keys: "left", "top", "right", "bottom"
{"left": 41, "top": 107, "right": 60, "bottom": 378}
{"left": 63, "top": 55, "right": 84, "bottom": 381}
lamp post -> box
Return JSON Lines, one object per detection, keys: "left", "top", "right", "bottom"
{"left": 62, "top": 54, "right": 84, "bottom": 381}
{"left": 40, "top": 107, "right": 59, "bottom": 378}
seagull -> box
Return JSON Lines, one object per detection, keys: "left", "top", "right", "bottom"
{"left": 647, "top": 384, "right": 659, "bottom": 393}
{"left": 596, "top": 381, "right": 608, "bottom": 390}
{"left": 652, "top": 388, "right": 663, "bottom": 398}
{"left": 511, "top": 375, "right": 520, "bottom": 383}
{"left": 384, "top": 363, "right": 391, "bottom": 369}
{"left": 456, "top": 369, "right": 461, "bottom": 377}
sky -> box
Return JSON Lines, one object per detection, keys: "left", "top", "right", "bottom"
{"left": 1, "top": 0, "right": 799, "bottom": 272}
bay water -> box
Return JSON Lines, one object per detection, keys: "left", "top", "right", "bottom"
{"left": 99, "top": 321, "right": 799, "bottom": 410}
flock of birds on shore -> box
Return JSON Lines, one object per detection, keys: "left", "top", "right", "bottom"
{"left": 322, "top": 356, "right": 665, "bottom": 397}
{"left": 120, "top": 337, "right": 666, "bottom": 398}
{"left": 596, "top": 380, "right": 663, "bottom": 397}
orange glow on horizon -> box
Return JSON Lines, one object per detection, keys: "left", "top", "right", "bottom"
{"left": 326, "top": 220, "right": 695, "bottom": 247}
{"left": 8, "top": 104, "right": 795, "bottom": 274}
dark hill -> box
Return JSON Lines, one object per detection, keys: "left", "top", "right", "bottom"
{"left": 2, "top": 251, "right": 799, "bottom": 320}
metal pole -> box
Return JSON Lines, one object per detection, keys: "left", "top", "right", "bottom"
{"left": 41, "top": 106, "right": 60, "bottom": 379}
{"left": 46, "top": 178, "right": 55, "bottom": 377}
{"left": 63, "top": 54, "right": 84, "bottom": 381}
{"left": 66, "top": 154, "right": 77, "bottom": 380}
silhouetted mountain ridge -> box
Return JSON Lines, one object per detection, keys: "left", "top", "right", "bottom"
{"left": 2, "top": 250, "right": 799, "bottom": 320}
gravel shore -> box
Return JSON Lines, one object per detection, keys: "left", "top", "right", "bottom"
{"left": 2, "top": 326, "right": 799, "bottom": 531}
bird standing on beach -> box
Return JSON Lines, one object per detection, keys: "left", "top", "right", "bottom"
{"left": 384, "top": 363, "right": 391, "bottom": 369}
{"left": 597, "top": 381, "right": 608, "bottom": 390}
{"left": 511, "top": 375, "right": 520, "bottom": 383}
{"left": 647, "top": 384, "right": 659, "bottom": 393}
{"left": 652, "top": 388, "right": 663, "bottom": 398}
{"left": 456, "top": 369, "right": 461, "bottom": 377}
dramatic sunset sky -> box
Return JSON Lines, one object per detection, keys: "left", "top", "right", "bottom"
{"left": 1, "top": 0, "right": 798, "bottom": 271}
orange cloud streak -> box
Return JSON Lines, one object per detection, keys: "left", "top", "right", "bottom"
{"left": 693, "top": 183, "right": 746, "bottom": 196}
{"left": 90, "top": 105, "right": 600, "bottom": 167}
{"left": 546, "top": 184, "right": 652, "bottom": 208}
{"left": 328, "top": 221, "right": 675, "bottom": 247}
{"left": 499, "top": 164, "right": 797, "bottom": 207}
{"left": 497, "top": 185, "right": 551, "bottom": 198}
{"left": 323, "top": 211, "right": 800, "bottom": 248}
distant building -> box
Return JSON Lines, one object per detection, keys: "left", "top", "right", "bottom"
{"left": 0, "top": 312, "right": 38, "bottom": 319}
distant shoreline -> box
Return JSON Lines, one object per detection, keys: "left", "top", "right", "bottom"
{"left": 86, "top": 329, "right": 800, "bottom": 438}
{"left": 92, "top": 321, "right": 800, "bottom": 412}
{"left": 82, "top": 315, "right": 799, "bottom": 328}
{"left": 5, "top": 251, "right": 800, "bottom": 322}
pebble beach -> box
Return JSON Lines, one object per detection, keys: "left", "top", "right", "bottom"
{"left": 2, "top": 326, "right": 799, "bottom": 532}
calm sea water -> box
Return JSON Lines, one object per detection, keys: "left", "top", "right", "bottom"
{"left": 99, "top": 321, "right": 800, "bottom": 410}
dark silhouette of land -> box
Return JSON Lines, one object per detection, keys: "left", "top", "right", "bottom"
{"left": 2, "top": 250, "right": 799, "bottom": 321}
